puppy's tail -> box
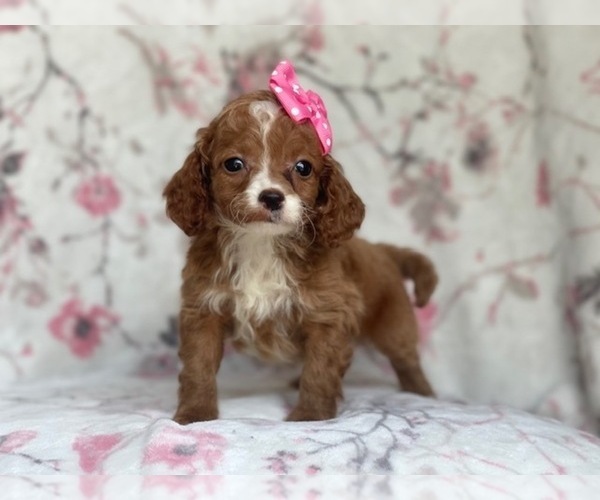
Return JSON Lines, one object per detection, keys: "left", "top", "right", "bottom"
{"left": 379, "top": 244, "right": 438, "bottom": 307}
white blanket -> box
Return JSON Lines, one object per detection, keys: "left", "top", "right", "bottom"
{"left": 1, "top": 369, "right": 599, "bottom": 475}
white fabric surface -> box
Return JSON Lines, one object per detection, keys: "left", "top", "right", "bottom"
{"left": 4, "top": 476, "right": 600, "bottom": 500}
{"left": 1, "top": 368, "right": 600, "bottom": 475}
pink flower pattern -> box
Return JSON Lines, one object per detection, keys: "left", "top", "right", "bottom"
{"left": 144, "top": 427, "right": 226, "bottom": 473}
{"left": 0, "top": 25, "right": 23, "bottom": 33}
{"left": 48, "top": 299, "right": 119, "bottom": 358}
{"left": 74, "top": 174, "right": 122, "bottom": 217}
{"left": 73, "top": 433, "right": 122, "bottom": 473}
{"left": 0, "top": 430, "right": 36, "bottom": 453}
{"left": 415, "top": 302, "right": 438, "bottom": 348}
{"left": 0, "top": 0, "right": 24, "bottom": 8}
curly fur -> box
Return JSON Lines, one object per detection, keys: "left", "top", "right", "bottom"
{"left": 163, "top": 90, "right": 438, "bottom": 423}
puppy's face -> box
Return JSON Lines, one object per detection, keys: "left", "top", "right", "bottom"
{"left": 164, "top": 90, "right": 364, "bottom": 247}
{"left": 209, "top": 96, "right": 323, "bottom": 235}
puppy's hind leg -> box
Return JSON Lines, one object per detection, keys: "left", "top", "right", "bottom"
{"left": 286, "top": 325, "right": 354, "bottom": 421}
{"left": 369, "top": 308, "right": 434, "bottom": 397}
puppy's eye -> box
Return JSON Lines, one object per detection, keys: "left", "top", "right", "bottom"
{"left": 294, "top": 160, "right": 312, "bottom": 177}
{"left": 224, "top": 157, "right": 245, "bottom": 173}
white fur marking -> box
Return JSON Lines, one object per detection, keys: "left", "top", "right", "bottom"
{"left": 246, "top": 169, "right": 279, "bottom": 210}
{"left": 244, "top": 100, "right": 302, "bottom": 228}
{"left": 228, "top": 231, "right": 295, "bottom": 323}
{"left": 249, "top": 100, "right": 279, "bottom": 172}
{"left": 202, "top": 229, "right": 298, "bottom": 359}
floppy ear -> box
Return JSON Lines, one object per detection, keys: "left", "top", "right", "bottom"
{"left": 315, "top": 155, "right": 365, "bottom": 248}
{"left": 163, "top": 127, "right": 212, "bottom": 236}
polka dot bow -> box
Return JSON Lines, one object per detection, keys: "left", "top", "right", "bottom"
{"left": 269, "top": 60, "right": 333, "bottom": 155}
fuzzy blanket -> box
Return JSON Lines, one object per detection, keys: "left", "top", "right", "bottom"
{"left": 1, "top": 370, "right": 600, "bottom": 476}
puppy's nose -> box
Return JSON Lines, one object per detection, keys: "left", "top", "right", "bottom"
{"left": 258, "top": 189, "right": 285, "bottom": 211}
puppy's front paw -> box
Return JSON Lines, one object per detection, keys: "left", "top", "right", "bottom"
{"left": 286, "top": 405, "right": 336, "bottom": 422}
{"left": 173, "top": 405, "right": 218, "bottom": 425}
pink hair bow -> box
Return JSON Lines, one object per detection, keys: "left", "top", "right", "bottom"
{"left": 269, "top": 60, "right": 332, "bottom": 155}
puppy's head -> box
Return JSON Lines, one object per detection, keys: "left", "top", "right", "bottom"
{"left": 164, "top": 90, "right": 364, "bottom": 247}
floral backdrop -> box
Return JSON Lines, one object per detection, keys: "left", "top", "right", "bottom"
{"left": 1, "top": 23, "right": 600, "bottom": 433}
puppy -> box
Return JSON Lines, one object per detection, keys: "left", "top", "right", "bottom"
{"left": 164, "top": 89, "right": 438, "bottom": 423}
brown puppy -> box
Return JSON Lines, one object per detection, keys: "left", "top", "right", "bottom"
{"left": 164, "top": 90, "right": 437, "bottom": 423}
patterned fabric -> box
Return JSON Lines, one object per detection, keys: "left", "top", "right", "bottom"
{"left": 0, "top": 372, "right": 599, "bottom": 475}
{"left": 1, "top": 22, "right": 600, "bottom": 464}
{"left": 2, "top": 0, "right": 600, "bottom": 25}
{"left": 5, "top": 476, "right": 600, "bottom": 500}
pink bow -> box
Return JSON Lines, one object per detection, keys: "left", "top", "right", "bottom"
{"left": 269, "top": 60, "right": 332, "bottom": 155}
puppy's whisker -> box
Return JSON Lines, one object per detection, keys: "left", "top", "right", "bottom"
{"left": 306, "top": 217, "right": 317, "bottom": 246}
{"left": 228, "top": 198, "right": 242, "bottom": 225}
{"left": 228, "top": 195, "right": 247, "bottom": 226}
{"left": 298, "top": 205, "right": 317, "bottom": 246}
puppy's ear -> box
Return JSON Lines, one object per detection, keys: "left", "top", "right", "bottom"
{"left": 315, "top": 155, "right": 365, "bottom": 248}
{"left": 163, "top": 127, "right": 212, "bottom": 236}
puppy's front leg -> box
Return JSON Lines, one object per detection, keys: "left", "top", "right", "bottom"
{"left": 287, "top": 326, "right": 353, "bottom": 422}
{"left": 173, "top": 309, "right": 225, "bottom": 425}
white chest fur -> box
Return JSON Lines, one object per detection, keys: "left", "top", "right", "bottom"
{"left": 202, "top": 230, "right": 296, "bottom": 332}
{"left": 228, "top": 231, "right": 295, "bottom": 323}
